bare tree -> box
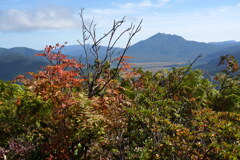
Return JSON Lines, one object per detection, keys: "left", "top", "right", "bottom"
{"left": 77, "top": 9, "right": 142, "bottom": 98}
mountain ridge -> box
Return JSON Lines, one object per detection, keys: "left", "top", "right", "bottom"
{"left": 1, "top": 33, "right": 240, "bottom": 80}
{"left": 127, "top": 33, "right": 221, "bottom": 62}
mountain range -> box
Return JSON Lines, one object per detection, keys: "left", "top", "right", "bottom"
{"left": 0, "top": 48, "right": 48, "bottom": 81}
{"left": 127, "top": 33, "right": 240, "bottom": 63}
{"left": 1, "top": 33, "right": 240, "bottom": 81}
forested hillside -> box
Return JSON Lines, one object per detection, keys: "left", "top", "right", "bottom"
{"left": 0, "top": 48, "right": 48, "bottom": 81}
{"left": 196, "top": 45, "right": 240, "bottom": 73}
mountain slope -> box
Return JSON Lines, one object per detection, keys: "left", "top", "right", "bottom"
{"left": 0, "top": 47, "right": 43, "bottom": 56}
{"left": 1, "top": 33, "right": 240, "bottom": 80}
{"left": 0, "top": 48, "right": 48, "bottom": 81}
{"left": 195, "top": 46, "right": 240, "bottom": 73}
{"left": 127, "top": 33, "right": 222, "bottom": 62}
{"left": 208, "top": 40, "right": 240, "bottom": 48}
{"left": 128, "top": 33, "right": 218, "bottom": 62}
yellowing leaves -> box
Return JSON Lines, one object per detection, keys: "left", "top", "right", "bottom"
{"left": 190, "top": 97, "right": 196, "bottom": 102}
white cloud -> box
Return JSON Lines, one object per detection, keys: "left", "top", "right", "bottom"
{"left": 88, "top": 1, "right": 240, "bottom": 45}
{"left": 118, "top": 0, "right": 170, "bottom": 9}
{"left": 158, "top": 0, "right": 170, "bottom": 6}
{"left": 138, "top": 3, "right": 240, "bottom": 43}
{"left": 1, "top": 1, "right": 240, "bottom": 45}
{"left": 139, "top": 0, "right": 153, "bottom": 7}
{"left": 90, "top": 8, "right": 129, "bottom": 15}
{"left": 88, "top": 2, "right": 240, "bottom": 45}
{"left": 0, "top": 7, "right": 81, "bottom": 31}
{"left": 119, "top": 2, "right": 136, "bottom": 9}
{"left": 90, "top": 0, "right": 171, "bottom": 20}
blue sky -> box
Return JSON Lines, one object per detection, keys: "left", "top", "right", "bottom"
{"left": 1, "top": 0, "right": 240, "bottom": 49}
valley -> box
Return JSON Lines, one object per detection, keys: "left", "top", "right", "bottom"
{"left": 133, "top": 61, "right": 186, "bottom": 72}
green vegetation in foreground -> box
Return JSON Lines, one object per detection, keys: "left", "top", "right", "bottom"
{"left": 1, "top": 12, "right": 240, "bottom": 159}
{"left": 0, "top": 53, "right": 240, "bottom": 159}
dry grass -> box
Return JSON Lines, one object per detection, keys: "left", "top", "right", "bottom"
{"left": 132, "top": 61, "right": 186, "bottom": 72}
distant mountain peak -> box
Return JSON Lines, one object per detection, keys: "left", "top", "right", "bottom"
{"left": 147, "top": 33, "right": 185, "bottom": 42}
{"left": 209, "top": 40, "right": 239, "bottom": 45}
{"left": 127, "top": 32, "right": 227, "bottom": 62}
{"left": 155, "top": 32, "right": 181, "bottom": 37}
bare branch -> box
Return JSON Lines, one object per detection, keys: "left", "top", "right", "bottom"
{"left": 78, "top": 9, "right": 142, "bottom": 97}
{"left": 92, "top": 20, "right": 143, "bottom": 97}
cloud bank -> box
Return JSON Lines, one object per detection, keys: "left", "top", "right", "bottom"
{"left": 1, "top": 0, "right": 240, "bottom": 44}
{"left": 119, "top": 0, "right": 170, "bottom": 9}
{"left": 0, "top": 7, "right": 81, "bottom": 31}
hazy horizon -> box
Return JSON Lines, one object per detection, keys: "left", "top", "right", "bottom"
{"left": 1, "top": 32, "right": 240, "bottom": 50}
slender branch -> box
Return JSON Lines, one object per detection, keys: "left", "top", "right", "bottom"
{"left": 91, "top": 20, "right": 142, "bottom": 97}
{"left": 219, "top": 73, "right": 229, "bottom": 93}
{"left": 164, "top": 54, "right": 202, "bottom": 98}
{"left": 78, "top": 9, "right": 142, "bottom": 97}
